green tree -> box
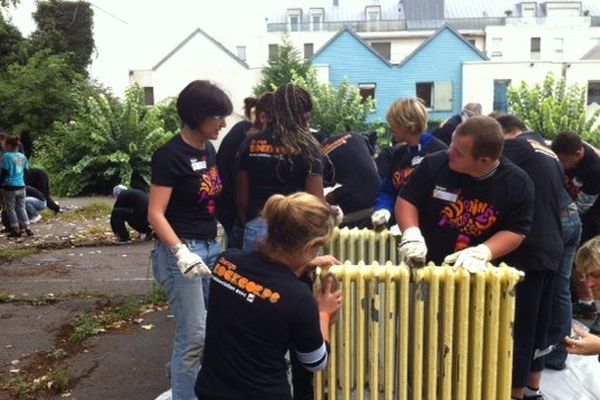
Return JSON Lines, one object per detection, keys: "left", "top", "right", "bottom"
{"left": 0, "top": 0, "right": 19, "bottom": 7}
{"left": 31, "top": 0, "right": 94, "bottom": 75}
{"left": 507, "top": 73, "right": 600, "bottom": 146}
{"left": 291, "top": 69, "right": 375, "bottom": 136}
{"left": 35, "top": 85, "right": 177, "bottom": 196}
{"left": 253, "top": 36, "right": 312, "bottom": 96}
{"left": 0, "top": 50, "right": 82, "bottom": 154}
{"left": 0, "top": 12, "right": 26, "bottom": 73}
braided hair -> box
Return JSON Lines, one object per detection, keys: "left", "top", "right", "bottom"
{"left": 272, "top": 83, "right": 321, "bottom": 171}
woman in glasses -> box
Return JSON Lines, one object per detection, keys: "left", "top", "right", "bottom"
{"left": 148, "top": 80, "right": 232, "bottom": 400}
{"left": 195, "top": 192, "right": 342, "bottom": 399}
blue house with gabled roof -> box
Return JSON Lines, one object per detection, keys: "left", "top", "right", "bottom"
{"left": 312, "top": 24, "right": 488, "bottom": 122}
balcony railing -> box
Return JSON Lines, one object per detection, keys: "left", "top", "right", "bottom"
{"left": 505, "top": 15, "right": 591, "bottom": 27}
{"left": 267, "top": 19, "right": 406, "bottom": 33}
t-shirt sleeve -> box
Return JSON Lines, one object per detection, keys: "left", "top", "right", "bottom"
{"left": 290, "top": 291, "right": 327, "bottom": 372}
{"left": 151, "top": 147, "right": 178, "bottom": 187}
{"left": 503, "top": 172, "right": 535, "bottom": 236}
{"left": 398, "top": 155, "right": 435, "bottom": 206}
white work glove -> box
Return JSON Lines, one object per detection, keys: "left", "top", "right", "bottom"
{"left": 371, "top": 209, "right": 391, "bottom": 230}
{"left": 443, "top": 244, "right": 491, "bottom": 273}
{"left": 331, "top": 205, "right": 344, "bottom": 226}
{"left": 172, "top": 244, "right": 212, "bottom": 278}
{"left": 397, "top": 227, "right": 427, "bottom": 268}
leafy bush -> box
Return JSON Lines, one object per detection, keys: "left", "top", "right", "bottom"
{"left": 35, "top": 84, "right": 177, "bottom": 196}
{"left": 508, "top": 73, "right": 600, "bottom": 146}
{"left": 292, "top": 70, "right": 375, "bottom": 137}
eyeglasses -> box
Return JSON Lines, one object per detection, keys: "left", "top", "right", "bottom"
{"left": 211, "top": 115, "right": 227, "bottom": 121}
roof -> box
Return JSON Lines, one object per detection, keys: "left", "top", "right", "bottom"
{"left": 398, "top": 24, "right": 488, "bottom": 66}
{"left": 581, "top": 43, "right": 600, "bottom": 60}
{"left": 152, "top": 27, "right": 248, "bottom": 71}
{"left": 312, "top": 24, "right": 488, "bottom": 66}
{"left": 311, "top": 25, "right": 393, "bottom": 66}
{"left": 267, "top": 0, "right": 600, "bottom": 23}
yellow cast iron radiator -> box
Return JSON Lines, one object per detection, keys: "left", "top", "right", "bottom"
{"left": 316, "top": 228, "right": 523, "bottom": 400}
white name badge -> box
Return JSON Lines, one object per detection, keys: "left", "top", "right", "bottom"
{"left": 433, "top": 187, "right": 458, "bottom": 203}
{"left": 191, "top": 160, "right": 206, "bottom": 171}
{"left": 411, "top": 156, "right": 424, "bottom": 166}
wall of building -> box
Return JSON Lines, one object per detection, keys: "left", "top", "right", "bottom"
{"left": 462, "top": 60, "right": 600, "bottom": 114}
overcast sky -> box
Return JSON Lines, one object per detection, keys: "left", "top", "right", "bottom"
{"left": 4, "top": 0, "right": 276, "bottom": 96}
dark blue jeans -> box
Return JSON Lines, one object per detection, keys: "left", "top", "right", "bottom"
{"left": 545, "top": 211, "right": 581, "bottom": 368}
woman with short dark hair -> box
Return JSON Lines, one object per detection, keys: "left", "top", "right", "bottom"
{"left": 148, "top": 80, "right": 232, "bottom": 400}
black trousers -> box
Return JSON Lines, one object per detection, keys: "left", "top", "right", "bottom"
{"left": 110, "top": 208, "right": 151, "bottom": 241}
{"left": 512, "top": 269, "right": 555, "bottom": 388}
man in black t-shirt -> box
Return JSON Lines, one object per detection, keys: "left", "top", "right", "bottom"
{"left": 110, "top": 185, "right": 152, "bottom": 243}
{"left": 321, "top": 133, "right": 380, "bottom": 224}
{"left": 498, "top": 115, "right": 564, "bottom": 397}
{"left": 396, "top": 116, "right": 534, "bottom": 271}
{"left": 552, "top": 131, "right": 600, "bottom": 334}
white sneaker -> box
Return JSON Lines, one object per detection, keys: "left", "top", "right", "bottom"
{"left": 30, "top": 215, "right": 42, "bottom": 224}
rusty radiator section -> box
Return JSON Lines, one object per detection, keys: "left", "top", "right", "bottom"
{"left": 315, "top": 227, "right": 523, "bottom": 400}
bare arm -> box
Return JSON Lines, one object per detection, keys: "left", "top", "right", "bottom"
{"left": 237, "top": 170, "right": 250, "bottom": 225}
{"left": 305, "top": 175, "right": 324, "bottom": 200}
{"left": 483, "top": 230, "right": 525, "bottom": 259}
{"left": 148, "top": 184, "right": 180, "bottom": 248}
{"left": 395, "top": 197, "right": 420, "bottom": 231}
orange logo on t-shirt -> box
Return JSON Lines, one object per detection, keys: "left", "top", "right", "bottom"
{"left": 213, "top": 257, "right": 281, "bottom": 304}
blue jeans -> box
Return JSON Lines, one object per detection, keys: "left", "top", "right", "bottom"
{"left": 25, "top": 197, "right": 46, "bottom": 219}
{"left": 4, "top": 189, "right": 28, "bottom": 228}
{"left": 545, "top": 210, "right": 581, "bottom": 367}
{"left": 242, "top": 217, "right": 268, "bottom": 251}
{"left": 151, "top": 238, "right": 221, "bottom": 400}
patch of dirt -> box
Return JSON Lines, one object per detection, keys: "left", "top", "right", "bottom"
{"left": 0, "top": 263, "right": 71, "bottom": 278}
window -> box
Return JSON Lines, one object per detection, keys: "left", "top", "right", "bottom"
{"left": 493, "top": 80, "right": 511, "bottom": 112}
{"left": 530, "top": 37, "right": 541, "bottom": 60}
{"left": 268, "top": 44, "right": 279, "bottom": 61}
{"left": 467, "top": 39, "right": 476, "bottom": 46}
{"left": 287, "top": 9, "right": 302, "bottom": 32}
{"left": 521, "top": 3, "right": 536, "bottom": 17}
{"left": 365, "top": 5, "right": 381, "bottom": 21}
{"left": 333, "top": 0, "right": 338, "bottom": 5}
{"left": 491, "top": 37, "right": 503, "bottom": 57}
{"left": 588, "top": 81, "right": 600, "bottom": 105}
{"left": 310, "top": 8, "right": 324, "bottom": 31}
{"left": 546, "top": 3, "right": 581, "bottom": 17}
{"left": 370, "top": 42, "right": 391, "bottom": 61}
{"left": 416, "top": 81, "right": 453, "bottom": 111}
{"left": 304, "top": 43, "right": 314, "bottom": 59}
{"left": 358, "top": 83, "right": 376, "bottom": 109}
{"left": 143, "top": 87, "right": 154, "bottom": 106}
{"left": 236, "top": 46, "right": 247, "bottom": 62}
{"left": 553, "top": 38, "right": 563, "bottom": 56}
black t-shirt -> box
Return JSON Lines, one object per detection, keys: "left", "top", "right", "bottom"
{"left": 151, "top": 135, "right": 222, "bottom": 239}
{"left": 399, "top": 152, "right": 534, "bottom": 265}
{"left": 432, "top": 114, "right": 462, "bottom": 146}
{"left": 565, "top": 144, "right": 600, "bottom": 209}
{"left": 238, "top": 128, "right": 323, "bottom": 220}
{"left": 322, "top": 133, "right": 381, "bottom": 213}
{"left": 502, "top": 137, "right": 563, "bottom": 271}
{"left": 375, "top": 144, "right": 400, "bottom": 179}
{"left": 114, "top": 189, "right": 149, "bottom": 220}
{"left": 388, "top": 135, "right": 447, "bottom": 194}
{"left": 196, "top": 250, "right": 324, "bottom": 400}
{"left": 25, "top": 185, "right": 45, "bottom": 201}
{"left": 216, "top": 121, "right": 252, "bottom": 219}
